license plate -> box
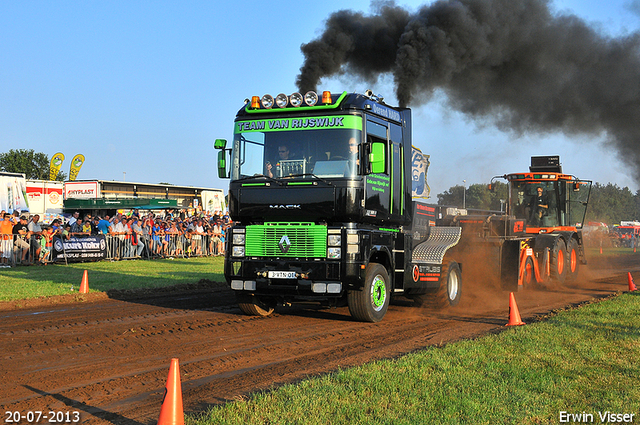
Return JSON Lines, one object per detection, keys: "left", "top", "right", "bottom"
{"left": 268, "top": 271, "right": 297, "bottom": 279}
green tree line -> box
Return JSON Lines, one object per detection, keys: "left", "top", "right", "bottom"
{"left": 0, "top": 149, "right": 66, "bottom": 180}
{"left": 437, "top": 181, "right": 640, "bottom": 225}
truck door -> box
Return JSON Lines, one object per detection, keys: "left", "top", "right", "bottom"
{"left": 364, "top": 119, "right": 390, "bottom": 220}
{"left": 566, "top": 180, "right": 592, "bottom": 227}
{"left": 390, "top": 123, "right": 405, "bottom": 221}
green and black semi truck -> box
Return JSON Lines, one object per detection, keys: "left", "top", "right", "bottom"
{"left": 215, "top": 90, "right": 465, "bottom": 322}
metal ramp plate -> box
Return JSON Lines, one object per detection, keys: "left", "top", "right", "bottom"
{"left": 411, "top": 227, "right": 462, "bottom": 264}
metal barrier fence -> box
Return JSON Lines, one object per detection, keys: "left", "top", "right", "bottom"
{"left": 104, "top": 233, "right": 225, "bottom": 260}
{"left": 0, "top": 233, "right": 225, "bottom": 268}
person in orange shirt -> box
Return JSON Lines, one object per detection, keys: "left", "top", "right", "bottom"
{"left": 0, "top": 212, "right": 15, "bottom": 267}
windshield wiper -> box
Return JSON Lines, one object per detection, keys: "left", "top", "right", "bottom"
{"left": 287, "top": 173, "right": 334, "bottom": 186}
{"left": 235, "top": 174, "right": 284, "bottom": 186}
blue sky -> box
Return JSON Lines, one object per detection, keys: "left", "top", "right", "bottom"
{"left": 1, "top": 0, "right": 639, "bottom": 196}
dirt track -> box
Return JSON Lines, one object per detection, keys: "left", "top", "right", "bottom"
{"left": 0, "top": 255, "right": 637, "bottom": 425}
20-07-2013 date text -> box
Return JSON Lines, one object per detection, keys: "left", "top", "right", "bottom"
{"left": 5, "top": 411, "right": 80, "bottom": 424}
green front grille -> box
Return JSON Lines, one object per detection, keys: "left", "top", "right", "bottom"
{"left": 245, "top": 222, "right": 327, "bottom": 257}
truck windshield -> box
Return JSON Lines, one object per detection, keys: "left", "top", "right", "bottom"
{"left": 510, "top": 181, "right": 561, "bottom": 227}
{"left": 231, "top": 116, "right": 362, "bottom": 181}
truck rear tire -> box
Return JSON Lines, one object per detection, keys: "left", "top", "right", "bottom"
{"left": 236, "top": 293, "right": 275, "bottom": 317}
{"left": 550, "top": 238, "right": 567, "bottom": 283}
{"left": 348, "top": 262, "right": 390, "bottom": 323}
{"left": 565, "top": 238, "right": 580, "bottom": 283}
{"left": 437, "top": 261, "right": 462, "bottom": 307}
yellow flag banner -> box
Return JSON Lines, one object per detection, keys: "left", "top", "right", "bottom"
{"left": 49, "top": 152, "right": 65, "bottom": 181}
{"left": 69, "top": 154, "right": 85, "bottom": 181}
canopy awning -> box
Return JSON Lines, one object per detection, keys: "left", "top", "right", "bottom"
{"left": 64, "top": 198, "right": 178, "bottom": 210}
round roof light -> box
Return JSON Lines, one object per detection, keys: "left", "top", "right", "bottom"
{"left": 275, "top": 93, "right": 288, "bottom": 108}
{"left": 261, "top": 94, "right": 274, "bottom": 109}
{"left": 290, "top": 92, "right": 303, "bottom": 107}
{"left": 304, "top": 91, "right": 318, "bottom": 106}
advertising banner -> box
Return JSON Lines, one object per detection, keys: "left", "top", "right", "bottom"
{"left": 52, "top": 235, "right": 107, "bottom": 262}
{"left": 49, "top": 152, "right": 65, "bottom": 181}
{"left": 201, "top": 190, "right": 226, "bottom": 213}
{"left": 69, "top": 154, "right": 85, "bottom": 181}
{"left": 26, "top": 180, "right": 64, "bottom": 215}
{"left": 65, "top": 181, "right": 100, "bottom": 199}
{"left": 411, "top": 147, "right": 430, "bottom": 199}
{"left": 0, "top": 173, "right": 30, "bottom": 213}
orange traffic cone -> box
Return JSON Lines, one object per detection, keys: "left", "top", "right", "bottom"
{"left": 157, "top": 358, "right": 184, "bottom": 425}
{"left": 628, "top": 272, "right": 637, "bottom": 292}
{"left": 506, "top": 292, "right": 525, "bottom": 326}
{"left": 79, "top": 270, "right": 89, "bottom": 294}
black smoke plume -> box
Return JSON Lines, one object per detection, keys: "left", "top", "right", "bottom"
{"left": 297, "top": 0, "right": 640, "bottom": 183}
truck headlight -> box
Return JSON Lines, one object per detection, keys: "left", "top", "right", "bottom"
{"left": 261, "top": 94, "right": 274, "bottom": 109}
{"left": 232, "top": 233, "right": 245, "bottom": 245}
{"left": 232, "top": 246, "right": 245, "bottom": 257}
{"left": 328, "top": 234, "right": 341, "bottom": 246}
{"left": 290, "top": 92, "right": 303, "bottom": 107}
{"left": 275, "top": 93, "right": 288, "bottom": 108}
{"left": 328, "top": 247, "right": 341, "bottom": 259}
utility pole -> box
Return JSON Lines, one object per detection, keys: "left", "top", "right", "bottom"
{"left": 463, "top": 180, "right": 466, "bottom": 209}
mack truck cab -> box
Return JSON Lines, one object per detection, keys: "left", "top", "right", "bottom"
{"left": 492, "top": 156, "right": 592, "bottom": 288}
{"left": 215, "top": 90, "right": 463, "bottom": 322}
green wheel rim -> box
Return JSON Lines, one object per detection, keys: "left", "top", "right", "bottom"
{"left": 371, "top": 275, "right": 386, "bottom": 311}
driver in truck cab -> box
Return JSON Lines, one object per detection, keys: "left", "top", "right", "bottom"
{"left": 528, "top": 186, "right": 549, "bottom": 226}
{"left": 266, "top": 144, "right": 296, "bottom": 178}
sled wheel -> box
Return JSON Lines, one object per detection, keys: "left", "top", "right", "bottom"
{"left": 437, "top": 261, "right": 462, "bottom": 307}
{"left": 348, "top": 262, "right": 390, "bottom": 322}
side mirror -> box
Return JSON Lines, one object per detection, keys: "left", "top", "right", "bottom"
{"left": 217, "top": 150, "right": 228, "bottom": 178}
{"left": 214, "top": 139, "right": 227, "bottom": 150}
{"left": 369, "top": 142, "right": 386, "bottom": 174}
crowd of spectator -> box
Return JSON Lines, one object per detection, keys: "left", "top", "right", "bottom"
{"left": 0, "top": 208, "right": 232, "bottom": 267}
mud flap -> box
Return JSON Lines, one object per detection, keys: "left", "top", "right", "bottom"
{"left": 500, "top": 240, "right": 520, "bottom": 291}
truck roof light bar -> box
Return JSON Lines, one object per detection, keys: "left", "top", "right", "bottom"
{"left": 245, "top": 91, "right": 346, "bottom": 113}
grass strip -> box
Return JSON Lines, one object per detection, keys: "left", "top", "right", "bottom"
{"left": 190, "top": 292, "right": 640, "bottom": 425}
{"left": 585, "top": 246, "right": 640, "bottom": 257}
{"left": 0, "top": 257, "right": 224, "bottom": 301}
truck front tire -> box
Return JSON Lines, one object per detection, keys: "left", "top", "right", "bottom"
{"left": 236, "top": 293, "right": 275, "bottom": 317}
{"left": 348, "top": 262, "right": 390, "bottom": 323}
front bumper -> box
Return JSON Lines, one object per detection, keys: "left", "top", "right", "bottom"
{"left": 226, "top": 257, "right": 361, "bottom": 297}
